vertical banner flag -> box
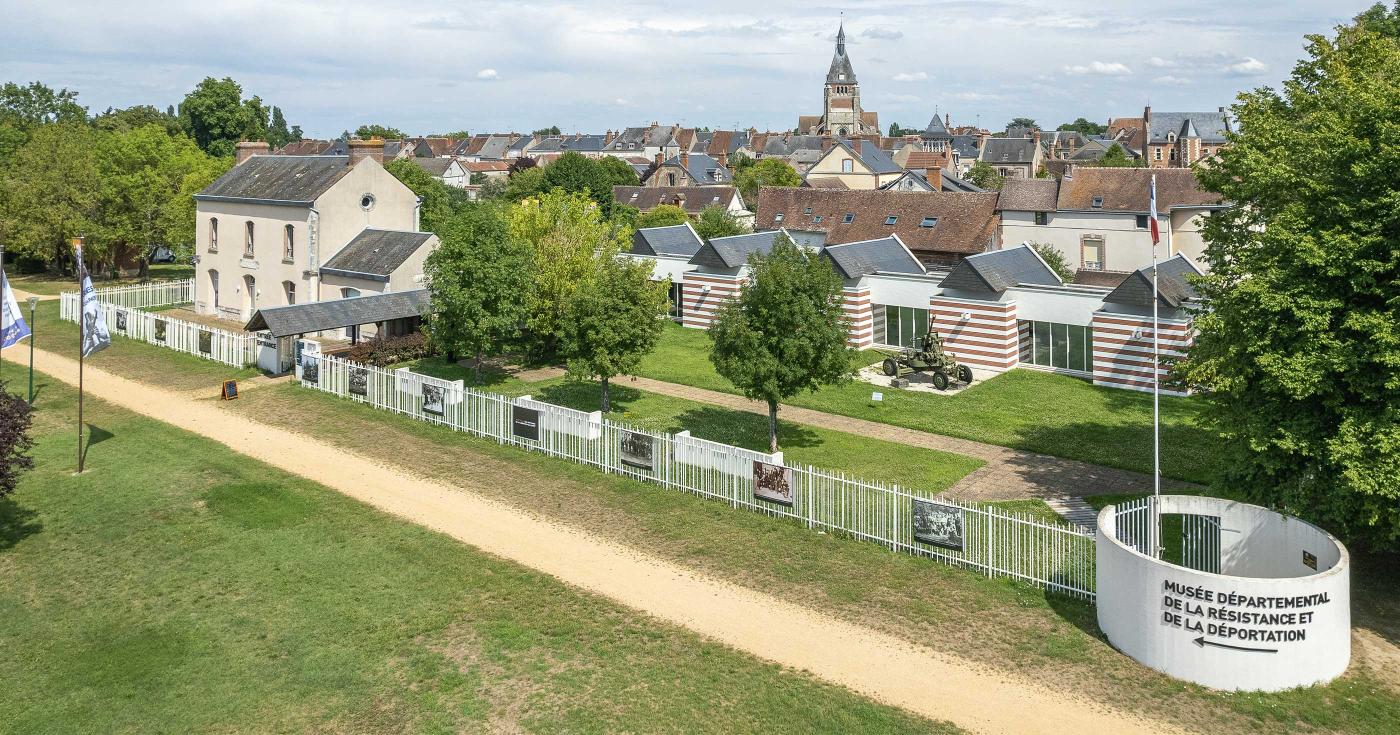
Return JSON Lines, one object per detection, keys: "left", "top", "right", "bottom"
{"left": 1, "top": 269, "right": 31, "bottom": 348}
{"left": 75, "top": 243, "right": 111, "bottom": 357}
{"left": 1149, "top": 174, "right": 1161, "bottom": 245}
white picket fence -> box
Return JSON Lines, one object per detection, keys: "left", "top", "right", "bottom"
{"left": 300, "top": 351, "right": 1099, "bottom": 598}
{"left": 60, "top": 279, "right": 258, "bottom": 368}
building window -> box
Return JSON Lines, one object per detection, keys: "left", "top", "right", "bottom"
{"left": 884, "top": 215, "right": 898, "bottom": 226}
{"left": 1023, "top": 321, "right": 1093, "bottom": 372}
{"left": 842, "top": 212, "right": 855, "bottom": 224}
{"left": 880, "top": 305, "right": 930, "bottom": 348}
{"left": 1135, "top": 215, "right": 1149, "bottom": 229}
{"left": 283, "top": 224, "right": 295, "bottom": 261}
{"left": 1034, "top": 211, "right": 1048, "bottom": 226}
{"left": 813, "top": 215, "right": 823, "bottom": 223}
{"left": 841, "top": 158, "right": 854, "bottom": 173}
{"left": 666, "top": 172, "right": 677, "bottom": 186}
{"left": 208, "top": 217, "right": 218, "bottom": 252}
{"left": 803, "top": 206, "right": 813, "bottom": 214}
{"left": 1154, "top": 148, "right": 1163, "bottom": 161}
{"left": 244, "top": 221, "right": 255, "bottom": 258}
{"left": 1091, "top": 196, "right": 1103, "bottom": 209}
{"left": 920, "top": 217, "right": 938, "bottom": 228}
{"left": 1169, "top": 149, "right": 1177, "bottom": 161}
{"left": 668, "top": 282, "right": 683, "bottom": 321}
{"left": 283, "top": 281, "right": 296, "bottom": 305}
{"left": 360, "top": 194, "right": 376, "bottom": 211}
{"left": 774, "top": 213, "right": 784, "bottom": 223}
{"left": 341, "top": 287, "right": 360, "bottom": 299}
{"left": 1081, "top": 235, "right": 1105, "bottom": 271}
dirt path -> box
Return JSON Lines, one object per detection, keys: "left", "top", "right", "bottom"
{"left": 624, "top": 375, "right": 1198, "bottom": 506}
{"left": 9, "top": 287, "right": 59, "bottom": 303}
{"left": 22, "top": 346, "right": 1182, "bottom": 735}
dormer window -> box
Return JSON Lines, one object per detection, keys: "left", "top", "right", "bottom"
{"left": 884, "top": 215, "right": 898, "bottom": 225}
{"left": 803, "top": 206, "right": 813, "bottom": 214}
{"left": 841, "top": 159, "right": 854, "bottom": 173}
{"left": 920, "top": 217, "right": 938, "bottom": 228}
{"left": 842, "top": 212, "right": 855, "bottom": 224}
{"left": 813, "top": 215, "right": 823, "bottom": 223}
{"left": 774, "top": 213, "right": 784, "bottom": 223}
{"left": 1091, "top": 196, "right": 1104, "bottom": 209}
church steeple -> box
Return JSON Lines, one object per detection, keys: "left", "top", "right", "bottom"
{"left": 826, "top": 22, "right": 856, "bottom": 84}
{"left": 836, "top": 22, "right": 846, "bottom": 56}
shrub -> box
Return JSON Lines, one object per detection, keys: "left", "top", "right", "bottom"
{"left": 343, "top": 332, "right": 432, "bottom": 367}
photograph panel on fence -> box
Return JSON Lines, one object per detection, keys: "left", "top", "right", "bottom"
{"left": 154, "top": 318, "right": 167, "bottom": 342}
{"left": 511, "top": 405, "right": 540, "bottom": 441}
{"left": 421, "top": 383, "right": 445, "bottom": 416}
{"left": 752, "top": 461, "right": 795, "bottom": 506}
{"left": 198, "top": 329, "right": 212, "bottom": 354}
{"left": 114, "top": 309, "right": 127, "bottom": 332}
{"left": 348, "top": 366, "right": 368, "bottom": 396}
{"left": 912, "top": 499, "right": 965, "bottom": 551}
{"left": 302, "top": 356, "right": 319, "bottom": 385}
{"left": 619, "top": 430, "right": 655, "bottom": 471}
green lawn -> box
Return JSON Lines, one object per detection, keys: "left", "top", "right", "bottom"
{"left": 636, "top": 322, "right": 1224, "bottom": 485}
{"left": 0, "top": 368, "right": 955, "bottom": 734}
{"left": 10, "top": 263, "right": 193, "bottom": 295}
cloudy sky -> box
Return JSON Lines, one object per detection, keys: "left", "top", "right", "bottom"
{"left": 0, "top": 0, "right": 1378, "bottom": 138}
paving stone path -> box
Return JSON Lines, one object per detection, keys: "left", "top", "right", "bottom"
{"left": 623, "top": 375, "right": 1199, "bottom": 509}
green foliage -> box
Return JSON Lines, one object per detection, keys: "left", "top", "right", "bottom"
{"left": 708, "top": 234, "right": 851, "bottom": 451}
{"left": 0, "top": 382, "right": 34, "bottom": 498}
{"left": 266, "top": 106, "right": 299, "bottom": 148}
{"left": 560, "top": 255, "right": 669, "bottom": 411}
{"left": 424, "top": 203, "right": 534, "bottom": 382}
{"left": 383, "top": 158, "right": 468, "bottom": 234}
{"left": 503, "top": 164, "right": 546, "bottom": 201}
{"left": 508, "top": 190, "right": 631, "bottom": 358}
{"left": 537, "top": 151, "right": 639, "bottom": 213}
{"left": 636, "top": 204, "right": 690, "bottom": 229}
{"left": 532, "top": 125, "right": 561, "bottom": 136}
{"left": 1095, "top": 143, "right": 1141, "bottom": 168}
{"left": 965, "top": 160, "right": 1004, "bottom": 191}
{"left": 1007, "top": 117, "right": 1038, "bottom": 131}
{"left": 694, "top": 204, "right": 749, "bottom": 240}
{"left": 353, "top": 123, "right": 406, "bottom": 140}
{"left": 1029, "top": 242, "right": 1074, "bottom": 282}
{"left": 0, "top": 81, "right": 87, "bottom": 163}
{"left": 887, "top": 122, "right": 921, "bottom": 136}
{"left": 92, "top": 105, "right": 182, "bottom": 137}
{"left": 0, "top": 122, "right": 101, "bottom": 272}
{"left": 733, "top": 157, "right": 801, "bottom": 204}
{"left": 1184, "top": 3, "right": 1400, "bottom": 550}
{"left": 1057, "top": 117, "right": 1108, "bottom": 136}
{"left": 729, "top": 151, "right": 754, "bottom": 172}
{"left": 177, "top": 77, "right": 270, "bottom": 157}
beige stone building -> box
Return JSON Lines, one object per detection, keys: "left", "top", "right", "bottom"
{"left": 797, "top": 24, "right": 880, "bottom": 137}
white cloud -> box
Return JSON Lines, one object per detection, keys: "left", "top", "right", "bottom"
{"left": 1153, "top": 75, "right": 1192, "bottom": 86}
{"left": 614, "top": 97, "right": 631, "bottom": 106}
{"left": 861, "top": 27, "right": 903, "bottom": 40}
{"left": 1063, "top": 61, "right": 1133, "bottom": 76}
{"left": 892, "top": 71, "right": 927, "bottom": 82}
{"left": 1148, "top": 56, "right": 1174, "bottom": 67}
{"left": 1226, "top": 57, "right": 1268, "bottom": 74}
{"left": 882, "top": 93, "right": 922, "bottom": 104}
{"left": 476, "top": 68, "right": 499, "bottom": 80}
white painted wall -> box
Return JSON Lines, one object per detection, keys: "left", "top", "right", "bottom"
{"left": 866, "top": 273, "right": 940, "bottom": 309}
{"left": 1005, "top": 284, "right": 1110, "bottom": 326}
{"left": 1096, "top": 495, "right": 1350, "bottom": 692}
{"left": 1002, "top": 207, "right": 1218, "bottom": 274}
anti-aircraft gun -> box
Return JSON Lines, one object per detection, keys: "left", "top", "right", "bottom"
{"left": 876, "top": 329, "right": 973, "bottom": 390}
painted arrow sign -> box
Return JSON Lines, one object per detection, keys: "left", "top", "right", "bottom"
{"left": 1193, "top": 636, "right": 1277, "bottom": 654}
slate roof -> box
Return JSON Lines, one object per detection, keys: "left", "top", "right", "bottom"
{"left": 320, "top": 229, "right": 435, "bottom": 282}
{"left": 847, "top": 138, "right": 901, "bottom": 174}
{"left": 1103, "top": 254, "right": 1202, "bottom": 308}
{"left": 879, "top": 170, "right": 985, "bottom": 194}
{"left": 821, "top": 235, "right": 925, "bottom": 279}
{"left": 613, "top": 185, "right": 742, "bottom": 216}
{"left": 996, "top": 178, "right": 1060, "bottom": 211}
{"left": 921, "top": 115, "right": 952, "bottom": 140}
{"left": 1148, "top": 111, "right": 1231, "bottom": 145}
{"left": 196, "top": 155, "right": 351, "bottom": 205}
{"left": 560, "top": 134, "right": 608, "bottom": 153}
{"left": 689, "top": 229, "right": 792, "bottom": 269}
{"left": 631, "top": 223, "right": 704, "bottom": 257}
{"left": 979, "top": 137, "right": 1038, "bottom": 164}
{"left": 245, "top": 289, "right": 430, "bottom": 338}
{"left": 951, "top": 135, "right": 981, "bottom": 160}
{"left": 938, "top": 244, "right": 1062, "bottom": 293}
{"left": 826, "top": 24, "right": 857, "bottom": 84}
{"left": 412, "top": 158, "right": 456, "bottom": 176}
{"left": 660, "top": 153, "right": 732, "bottom": 184}
{"left": 274, "top": 140, "right": 334, "bottom": 155}
{"left": 756, "top": 188, "right": 1000, "bottom": 259}
{"left": 1057, "top": 168, "right": 1223, "bottom": 212}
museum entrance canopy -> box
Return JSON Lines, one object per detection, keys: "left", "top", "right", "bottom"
{"left": 244, "top": 289, "right": 430, "bottom": 338}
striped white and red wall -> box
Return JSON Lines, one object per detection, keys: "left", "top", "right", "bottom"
{"left": 1090, "top": 312, "right": 1193, "bottom": 395}
{"left": 680, "top": 273, "right": 744, "bottom": 330}
{"left": 929, "top": 296, "right": 1019, "bottom": 372}
{"left": 843, "top": 287, "right": 873, "bottom": 348}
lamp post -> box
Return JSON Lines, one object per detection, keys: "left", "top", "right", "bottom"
{"left": 26, "top": 295, "right": 38, "bottom": 403}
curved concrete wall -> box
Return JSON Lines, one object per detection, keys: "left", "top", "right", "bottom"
{"left": 1096, "top": 495, "right": 1350, "bottom": 692}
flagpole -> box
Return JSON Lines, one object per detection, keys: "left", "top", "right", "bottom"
{"left": 75, "top": 236, "right": 85, "bottom": 474}
{"left": 1150, "top": 174, "right": 1162, "bottom": 556}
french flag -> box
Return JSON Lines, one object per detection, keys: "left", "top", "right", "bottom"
{"left": 1149, "top": 174, "right": 1161, "bottom": 245}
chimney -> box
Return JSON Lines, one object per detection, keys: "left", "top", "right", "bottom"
{"left": 978, "top": 133, "right": 989, "bottom": 151}
{"left": 605, "top": 129, "right": 615, "bottom": 145}
{"left": 1032, "top": 130, "right": 1042, "bottom": 150}
{"left": 348, "top": 138, "right": 383, "bottom": 167}
{"left": 680, "top": 151, "right": 689, "bottom": 172}
{"left": 235, "top": 140, "right": 270, "bottom": 165}
{"left": 654, "top": 151, "right": 663, "bottom": 166}
{"left": 1063, "top": 163, "right": 1076, "bottom": 180}
{"left": 945, "top": 112, "right": 951, "bottom": 127}
{"left": 928, "top": 167, "right": 942, "bottom": 192}
{"left": 716, "top": 151, "right": 728, "bottom": 168}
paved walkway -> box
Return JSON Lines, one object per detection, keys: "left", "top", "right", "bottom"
{"left": 22, "top": 345, "right": 1181, "bottom": 735}
{"left": 623, "top": 375, "right": 1198, "bottom": 505}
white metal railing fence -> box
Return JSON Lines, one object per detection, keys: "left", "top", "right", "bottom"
{"left": 58, "top": 278, "right": 195, "bottom": 311}
{"left": 1113, "top": 495, "right": 1159, "bottom": 558}
{"left": 299, "top": 351, "right": 1099, "bottom": 598}
{"left": 60, "top": 289, "right": 257, "bottom": 368}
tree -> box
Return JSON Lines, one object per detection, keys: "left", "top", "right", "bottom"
{"left": 93, "top": 105, "right": 182, "bottom": 136}
{"left": 532, "top": 126, "right": 561, "bottom": 136}
{"left": 384, "top": 158, "right": 468, "bottom": 234}
{"left": 965, "top": 160, "right": 1004, "bottom": 190}
{"left": 887, "top": 122, "right": 920, "bottom": 136}
{"left": 709, "top": 235, "right": 851, "bottom": 451}
{"left": 423, "top": 203, "right": 534, "bottom": 382}
{"left": 539, "top": 151, "right": 639, "bottom": 213}
{"left": 1029, "top": 242, "right": 1074, "bottom": 282}
{"left": 503, "top": 165, "right": 546, "bottom": 201}
{"left": 0, "top": 123, "right": 101, "bottom": 273}
{"left": 1181, "top": 2, "right": 1400, "bottom": 550}
{"left": 636, "top": 204, "right": 690, "bottom": 229}
{"left": 508, "top": 156, "right": 537, "bottom": 174}
{"left": 0, "top": 81, "right": 86, "bottom": 163}
{"left": 1006, "top": 117, "right": 1038, "bottom": 131}
{"left": 733, "top": 157, "right": 801, "bottom": 204}
{"left": 0, "top": 383, "right": 34, "bottom": 499}
{"left": 560, "top": 254, "right": 668, "bottom": 412}
{"left": 267, "top": 106, "right": 300, "bottom": 148}
{"left": 1057, "top": 117, "right": 1108, "bottom": 136}
{"left": 694, "top": 204, "right": 749, "bottom": 240}
{"left": 729, "top": 151, "right": 754, "bottom": 172}
{"left": 1095, "top": 143, "right": 1141, "bottom": 168}
{"left": 178, "top": 77, "right": 269, "bottom": 157}
{"left": 508, "top": 190, "right": 631, "bottom": 358}
{"left": 354, "top": 124, "right": 407, "bottom": 140}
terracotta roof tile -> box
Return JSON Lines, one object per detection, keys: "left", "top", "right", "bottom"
{"left": 757, "top": 188, "right": 999, "bottom": 257}
{"left": 1057, "top": 168, "right": 1222, "bottom": 212}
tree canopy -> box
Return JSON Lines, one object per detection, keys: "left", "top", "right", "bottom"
{"left": 708, "top": 235, "right": 851, "bottom": 451}
{"left": 733, "top": 157, "right": 801, "bottom": 204}
{"left": 1183, "top": 2, "right": 1400, "bottom": 550}
{"left": 635, "top": 204, "right": 690, "bottom": 229}
{"left": 354, "top": 124, "right": 407, "bottom": 140}
{"left": 965, "top": 160, "right": 1004, "bottom": 191}
{"left": 178, "top": 77, "right": 270, "bottom": 157}
{"left": 693, "top": 204, "right": 749, "bottom": 240}
{"left": 1057, "top": 117, "right": 1108, "bottom": 136}
{"left": 0, "top": 382, "right": 34, "bottom": 499}
{"left": 383, "top": 158, "right": 469, "bottom": 234}
{"left": 560, "top": 254, "right": 668, "bottom": 412}
{"left": 1006, "top": 117, "right": 1038, "bottom": 131}
{"left": 1094, "top": 143, "right": 1141, "bottom": 168}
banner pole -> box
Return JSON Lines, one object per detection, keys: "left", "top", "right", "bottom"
{"left": 75, "top": 236, "right": 85, "bottom": 474}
